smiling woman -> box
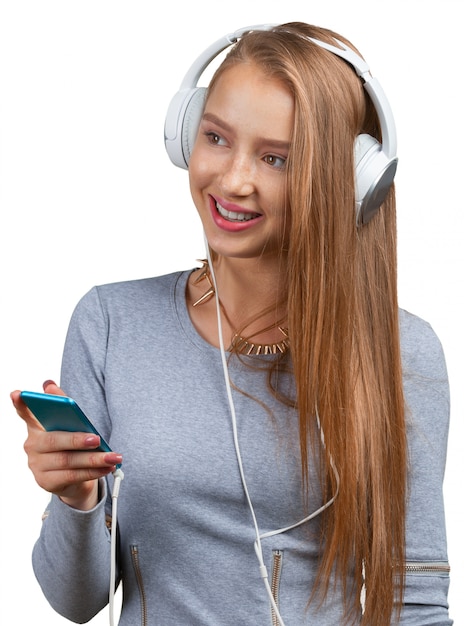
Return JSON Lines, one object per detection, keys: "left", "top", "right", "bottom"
{"left": 11, "top": 21, "right": 453, "bottom": 626}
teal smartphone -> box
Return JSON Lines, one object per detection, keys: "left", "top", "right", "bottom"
{"left": 20, "top": 390, "right": 120, "bottom": 466}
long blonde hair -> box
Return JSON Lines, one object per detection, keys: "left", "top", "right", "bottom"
{"left": 208, "top": 23, "right": 407, "bottom": 625}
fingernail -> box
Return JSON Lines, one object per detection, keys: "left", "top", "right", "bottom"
{"left": 84, "top": 435, "right": 100, "bottom": 447}
{"left": 43, "top": 380, "right": 57, "bottom": 390}
{"left": 105, "top": 453, "right": 123, "bottom": 465}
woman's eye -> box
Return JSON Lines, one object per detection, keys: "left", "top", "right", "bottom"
{"left": 205, "top": 131, "right": 225, "bottom": 146}
{"left": 264, "top": 154, "right": 286, "bottom": 169}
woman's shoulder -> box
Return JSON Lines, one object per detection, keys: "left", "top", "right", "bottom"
{"left": 96, "top": 269, "right": 190, "bottom": 297}
{"left": 68, "top": 269, "right": 192, "bottom": 327}
{"left": 79, "top": 269, "right": 190, "bottom": 307}
{"left": 399, "top": 308, "right": 448, "bottom": 384}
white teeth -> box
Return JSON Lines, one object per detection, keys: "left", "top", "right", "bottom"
{"left": 216, "top": 202, "right": 257, "bottom": 222}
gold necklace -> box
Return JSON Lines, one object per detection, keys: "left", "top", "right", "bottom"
{"left": 191, "top": 260, "right": 290, "bottom": 356}
{"left": 228, "top": 326, "right": 290, "bottom": 355}
{"left": 192, "top": 260, "right": 216, "bottom": 307}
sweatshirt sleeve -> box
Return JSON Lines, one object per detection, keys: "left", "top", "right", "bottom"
{"left": 32, "top": 287, "right": 116, "bottom": 623}
{"left": 398, "top": 311, "right": 452, "bottom": 625}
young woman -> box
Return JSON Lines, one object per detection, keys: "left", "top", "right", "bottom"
{"left": 12, "top": 22, "right": 451, "bottom": 625}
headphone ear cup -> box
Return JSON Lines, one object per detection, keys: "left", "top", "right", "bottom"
{"left": 181, "top": 87, "right": 207, "bottom": 167}
{"left": 354, "top": 133, "right": 398, "bottom": 225}
{"left": 164, "top": 87, "right": 207, "bottom": 169}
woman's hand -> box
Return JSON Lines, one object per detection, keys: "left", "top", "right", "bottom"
{"left": 11, "top": 380, "right": 122, "bottom": 511}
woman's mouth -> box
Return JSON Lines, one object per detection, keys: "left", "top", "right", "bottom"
{"left": 208, "top": 196, "right": 263, "bottom": 232}
{"left": 215, "top": 201, "right": 261, "bottom": 222}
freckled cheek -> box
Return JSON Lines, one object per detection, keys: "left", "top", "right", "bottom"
{"left": 188, "top": 158, "right": 210, "bottom": 217}
{"left": 189, "top": 149, "right": 212, "bottom": 194}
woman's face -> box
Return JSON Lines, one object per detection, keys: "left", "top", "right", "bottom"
{"left": 189, "top": 62, "right": 294, "bottom": 262}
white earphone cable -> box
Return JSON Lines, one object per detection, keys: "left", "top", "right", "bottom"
{"left": 205, "top": 241, "right": 339, "bottom": 626}
{"left": 109, "top": 467, "right": 124, "bottom": 626}
{"left": 205, "top": 245, "right": 285, "bottom": 624}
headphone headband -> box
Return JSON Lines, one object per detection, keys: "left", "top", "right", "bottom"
{"left": 178, "top": 25, "right": 275, "bottom": 89}
{"left": 164, "top": 24, "right": 398, "bottom": 225}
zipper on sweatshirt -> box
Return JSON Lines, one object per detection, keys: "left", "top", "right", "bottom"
{"left": 271, "top": 550, "right": 283, "bottom": 626}
{"left": 404, "top": 561, "right": 450, "bottom": 576}
{"left": 130, "top": 545, "right": 148, "bottom": 626}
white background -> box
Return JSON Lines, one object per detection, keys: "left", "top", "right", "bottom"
{"left": 1, "top": 1, "right": 462, "bottom": 623}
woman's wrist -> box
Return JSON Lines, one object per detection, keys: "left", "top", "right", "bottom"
{"left": 58, "top": 479, "right": 100, "bottom": 511}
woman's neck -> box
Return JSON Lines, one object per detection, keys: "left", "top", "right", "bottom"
{"left": 212, "top": 255, "right": 286, "bottom": 319}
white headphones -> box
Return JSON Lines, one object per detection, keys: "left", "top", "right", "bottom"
{"left": 164, "top": 24, "right": 398, "bottom": 225}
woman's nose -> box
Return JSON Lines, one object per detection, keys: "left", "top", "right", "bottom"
{"left": 219, "top": 152, "right": 255, "bottom": 197}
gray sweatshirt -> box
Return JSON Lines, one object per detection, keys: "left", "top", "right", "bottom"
{"left": 32, "top": 270, "right": 452, "bottom": 625}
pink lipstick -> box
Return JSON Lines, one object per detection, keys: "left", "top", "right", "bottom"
{"left": 209, "top": 195, "right": 262, "bottom": 232}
